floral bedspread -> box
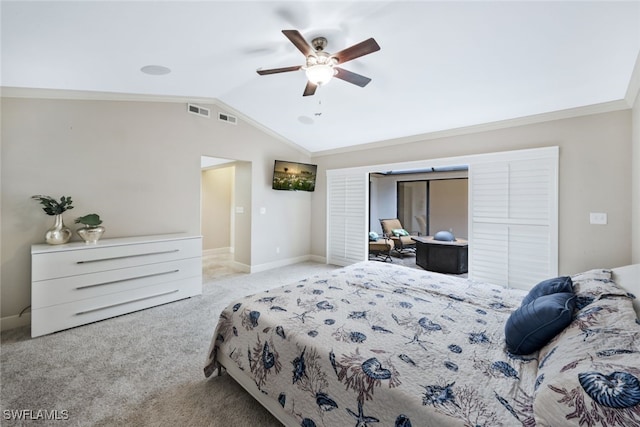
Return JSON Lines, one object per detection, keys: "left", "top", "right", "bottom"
{"left": 532, "top": 269, "right": 640, "bottom": 427}
{"left": 205, "top": 261, "right": 540, "bottom": 426}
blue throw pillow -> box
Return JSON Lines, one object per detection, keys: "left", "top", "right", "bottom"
{"left": 505, "top": 292, "right": 576, "bottom": 355}
{"left": 521, "top": 276, "right": 573, "bottom": 306}
{"left": 368, "top": 231, "right": 379, "bottom": 241}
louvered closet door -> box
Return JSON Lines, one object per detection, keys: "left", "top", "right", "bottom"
{"left": 470, "top": 149, "right": 558, "bottom": 289}
{"left": 326, "top": 171, "right": 369, "bottom": 266}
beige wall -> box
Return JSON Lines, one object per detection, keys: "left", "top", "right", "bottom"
{"left": 2, "top": 94, "right": 637, "bottom": 327}
{"left": 430, "top": 179, "right": 468, "bottom": 239}
{"left": 312, "top": 110, "right": 633, "bottom": 275}
{"left": 232, "top": 161, "right": 253, "bottom": 267}
{"left": 201, "top": 166, "right": 233, "bottom": 251}
{"left": 0, "top": 96, "right": 312, "bottom": 325}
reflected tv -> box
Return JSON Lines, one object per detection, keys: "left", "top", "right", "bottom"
{"left": 272, "top": 160, "right": 317, "bottom": 192}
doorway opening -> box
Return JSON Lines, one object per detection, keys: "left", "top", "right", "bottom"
{"left": 200, "top": 156, "right": 249, "bottom": 281}
{"left": 369, "top": 165, "right": 469, "bottom": 269}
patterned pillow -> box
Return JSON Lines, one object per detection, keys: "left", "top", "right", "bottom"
{"left": 391, "top": 228, "right": 410, "bottom": 237}
{"left": 533, "top": 292, "right": 640, "bottom": 425}
{"left": 571, "top": 268, "right": 630, "bottom": 310}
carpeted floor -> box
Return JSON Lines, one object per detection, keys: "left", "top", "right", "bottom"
{"left": 0, "top": 253, "right": 445, "bottom": 427}
{"left": 0, "top": 260, "right": 339, "bottom": 427}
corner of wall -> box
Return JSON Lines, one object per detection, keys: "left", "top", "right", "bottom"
{"left": 1, "top": 313, "right": 31, "bottom": 332}
{"left": 632, "top": 88, "right": 640, "bottom": 263}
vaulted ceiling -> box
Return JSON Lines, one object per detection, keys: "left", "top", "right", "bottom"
{"left": 2, "top": 1, "right": 639, "bottom": 154}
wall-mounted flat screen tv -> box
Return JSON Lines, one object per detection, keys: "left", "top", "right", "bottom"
{"left": 272, "top": 160, "right": 317, "bottom": 192}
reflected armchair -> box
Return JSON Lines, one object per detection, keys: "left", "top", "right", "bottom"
{"left": 368, "top": 231, "right": 394, "bottom": 262}
{"left": 379, "top": 218, "right": 416, "bottom": 257}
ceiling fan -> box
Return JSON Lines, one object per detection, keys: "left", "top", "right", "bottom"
{"left": 256, "top": 30, "right": 381, "bottom": 96}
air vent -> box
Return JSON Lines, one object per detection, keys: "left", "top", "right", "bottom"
{"left": 187, "top": 103, "right": 210, "bottom": 118}
{"left": 218, "top": 112, "right": 237, "bottom": 125}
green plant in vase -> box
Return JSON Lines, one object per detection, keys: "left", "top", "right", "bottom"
{"left": 31, "top": 195, "right": 74, "bottom": 244}
{"left": 75, "top": 213, "right": 105, "bottom": 244}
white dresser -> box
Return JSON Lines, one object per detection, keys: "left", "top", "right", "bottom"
{"left": 31, "top": 234, "right": 202, "bottom": 337}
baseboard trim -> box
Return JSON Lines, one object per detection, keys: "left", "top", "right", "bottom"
{"left": 231, "top": 261, "right": 251, "bottom": 273}
{"left": 228, "top": 255, "right": 327, "bottom": 275}
{"left": 202, "top": 247, "right": 232, "bottom": 257}
{"left": 308, "top": 255, "right": 327, "bottom": 264}
{"left": 1, "top": 313, "right": 31, "bottom": 332}
{"left": 250, "top": 255, "right": 318, "bottom": 274}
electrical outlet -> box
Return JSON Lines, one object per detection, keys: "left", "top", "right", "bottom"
{"left": 589, "top": 212, "right": 607, "bottom": 225}
{"left": 276, "top": 247, "right": 280, "bottom": 254}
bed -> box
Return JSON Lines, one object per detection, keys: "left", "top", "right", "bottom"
{"left": 204, "top": 262, "right": 640, "bottom": 426}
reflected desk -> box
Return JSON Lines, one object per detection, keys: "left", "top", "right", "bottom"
{"left": 412, "top": 236, "right": 468, "bottom": 274}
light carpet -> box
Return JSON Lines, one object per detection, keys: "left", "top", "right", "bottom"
{"left": 1, "top": 261, "right": 339, "bottom": 427}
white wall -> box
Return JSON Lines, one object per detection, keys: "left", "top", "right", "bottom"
{"left": 633, "top": 90, "right": 640, "bottom": 264}
{"left": 369, "top": 175, "right": 397, "bottom": 234}
{"left": 312, "top": 110, "right": 633, "bottom": 275}
{"left": 0, "top": 96, "right": 312, "bottom": 327}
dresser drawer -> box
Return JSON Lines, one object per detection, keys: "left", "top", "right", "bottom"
{"left": 32, "top": 237, "right": 201, "bottom": 281}
{"left": 32, "top": 257, "right": 201, "bottom": 309}
{"left": 31, "top": 277, "right": 201, "bottom": 337}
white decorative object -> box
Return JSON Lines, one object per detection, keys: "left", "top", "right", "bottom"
{"left": 31, "top": 234, "right": 202, "bottom": 337}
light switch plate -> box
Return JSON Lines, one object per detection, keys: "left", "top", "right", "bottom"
{"left": 590, "top": 212, "right": 607, "bottom": 225}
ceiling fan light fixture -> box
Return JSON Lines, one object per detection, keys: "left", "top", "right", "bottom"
{"left": 304, "top": 51, "right": 337, "bottom": 85}
{"left": 305, "top": 64, "right": 336, "bottom": 86}
{"left": 256, "top": 30, "right": 380, "bottom": 96}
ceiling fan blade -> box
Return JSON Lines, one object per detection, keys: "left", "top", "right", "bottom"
{"left": 332, "top": 38, "right": 380, "bottom": 64}
{"left": 303, "top": 81, "right": 318, "bottom": 96}
{"left": 256, "top": 65, "right": 301, "bottom": 75}
{"left": 334, "top": 67, "right": 372, "bottom": 87}
{"left": 282, "top": 29, "right": 313, "bottom": 57}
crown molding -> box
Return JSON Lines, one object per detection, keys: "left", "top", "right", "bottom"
{"left": 1, "top": 86, "right": 204, "bottom": 103}
{"left": 311, "top": 100, "right": 630, "bottom": 158}
{"left": 1, "top": 86, "right": 631, "bottom": 160}
{"left": 0, "top": 86, "right": 311, "bottom": 157}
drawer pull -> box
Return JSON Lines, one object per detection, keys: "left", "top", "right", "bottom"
{"left": 75, "top": 289, "right": 180, "bottom": 315}
{"left": 75, "top": 270, "right": 180, "bottom": 290}
{"left": 76, "top": 249, "right": 180, "bottom": 264}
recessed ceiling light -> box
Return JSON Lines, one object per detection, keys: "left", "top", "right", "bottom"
{"left": 140, "top": 65, "right": 171, "bottom": 75}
